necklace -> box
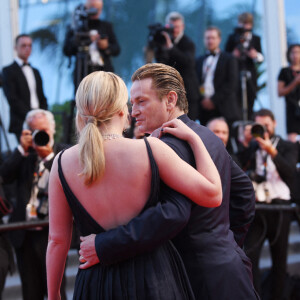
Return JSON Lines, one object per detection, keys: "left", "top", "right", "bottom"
{"left": 102, "top": 133, "right": 123, "bottom": 140}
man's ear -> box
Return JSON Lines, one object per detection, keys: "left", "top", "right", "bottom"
{"left": 166, "top": 91, "right": 178, "bottom": 111}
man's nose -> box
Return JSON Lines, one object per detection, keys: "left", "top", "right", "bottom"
{"left": 131, "top": 105, "right": 139, "bottom": 118}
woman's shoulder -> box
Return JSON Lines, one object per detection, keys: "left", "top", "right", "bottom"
{"left": 278, "top": 67, "right": 292, "bottom": 80}
{"left": 280, "top": 67, "right": 291, "bottom": 74}
{"left": 54, "top": 145, "right": 79, "bottom": 169}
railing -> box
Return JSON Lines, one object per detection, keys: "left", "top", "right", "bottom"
{"left": 0, "top": 219, "right": 48, "bottom": 232}
{"left": 0, "top": 203, "right": 298, "bottom": 233}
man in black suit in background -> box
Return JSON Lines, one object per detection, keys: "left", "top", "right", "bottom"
{"left": 0, "top": 109, "right": 66, "bottom": 300}
{"left": 196, "top": 26, "right": 240, "bottom": 127}
{"left": 2, "top": 34, "right": 48, "bottom": 140}
{"left": 225, "top": 12, "right": 264, "bottom": 120}
{"left": 151, "top": 11, "right": 200, "bottom": 121}
{"left": 79, "top": 63, "right": 258, "bottom": 299}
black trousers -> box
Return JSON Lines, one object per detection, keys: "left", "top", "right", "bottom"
{"left": 244, "top": 204, "right": 292, "bottom": 300}
{"left": 0, "top": 237, "right": 11, "bottom": 300}
{"left": 15, "top": 229, "right": 66, "bottom": 300}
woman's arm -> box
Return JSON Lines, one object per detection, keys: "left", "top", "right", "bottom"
{"left": 278, "top": 75, "right": 300, "bottom": 97}
{"left": 148, "top": 119, "right": 222, "bottom": 207}
{"left": 46, "top": 156, "right": 73, "bottom": 300}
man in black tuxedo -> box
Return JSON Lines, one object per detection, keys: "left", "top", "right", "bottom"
{"left": 2, "top": 34, "right": 48, "bottom": 140}
{"left": 196, "top": 26, "right": 240, "bottom": 127}
{"left": 0, "top": 109, "right": 66, "bottom": 300}
{"left": 63, "top": 0, "right": 120, "bottom": 89}
{"left": 237, "top": 109, "right": 298, "bottom": 300}
{"left": 151, "top": 11, "right": 200, "bottom": 121}
{"left": 79, "top": 63, "right": 258, "bottom": 299}
{"left": 225, "top": 12, "right": 264, "bottom": 120}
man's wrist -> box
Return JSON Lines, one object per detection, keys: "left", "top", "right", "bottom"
{"left": 268, "top": 146, "right": 278, "bottom": 158}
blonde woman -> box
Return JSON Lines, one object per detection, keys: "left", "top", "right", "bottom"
{"left": 46, "top": 71, "right": 221, "bottom": 300}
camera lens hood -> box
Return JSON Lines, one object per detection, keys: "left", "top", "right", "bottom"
{"left": 251, "top": 123, "right": 266, "bottom": 139}
{"left": 32, "top": 130, "right": 50, "bottom": 146}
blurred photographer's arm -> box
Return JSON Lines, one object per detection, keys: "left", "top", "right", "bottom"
{"left": 255, "top": 133, "right": 278, "bottom": 158}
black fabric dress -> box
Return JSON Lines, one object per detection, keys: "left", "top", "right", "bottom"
{"left": 278, "top": 67, "right": 300, "bottom": 134}
{"left": 57, "top": 138, "right": 195, "bottom": 300}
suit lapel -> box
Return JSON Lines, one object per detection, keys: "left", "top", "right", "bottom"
{"left": 214, "top": 52, "right": 224, "bottom": 85}
{"left": 12, "top": 61, "right": 30, "bottom": 95}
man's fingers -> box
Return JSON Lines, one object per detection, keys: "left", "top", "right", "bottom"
{"left": 79, "top": 255, "right": 86, "bottom": 263}
{"left": 79, "top": 261, "right": 90, "bottom": 270}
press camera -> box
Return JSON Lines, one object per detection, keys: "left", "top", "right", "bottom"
{"left": 251, "top": 123, "right": 266, "bottom": 139}
{"left": 147, "top": 23, "right": 174, "bottom": 48}
{"left": 32, "top": 130, "right": 50, "bottom": 147}
{"left": 232, "top": 26, "right": 252, "bottom": 59}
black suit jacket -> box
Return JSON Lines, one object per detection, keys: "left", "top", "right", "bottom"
{"left": 196, "top": 52, "right": 241, "bottom": 124}
{"left": 2, "top": 62, "right": 47, "bottom": 136}
{"left": 93, "top": 115, "right": 257, "bottom": 299}
{"left": 155, "top": 35, "right": 200, "bottom": 121}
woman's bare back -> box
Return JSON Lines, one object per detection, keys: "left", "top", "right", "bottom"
{"left": 60, "top": 138, "right": 153, "bottom": 230}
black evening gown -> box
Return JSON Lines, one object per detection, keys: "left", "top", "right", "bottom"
{"left": 57, "top": 138, "right": 195, "bottom": 300}
{"left": 278, "top": 67, "right": 300, "bottom": 134}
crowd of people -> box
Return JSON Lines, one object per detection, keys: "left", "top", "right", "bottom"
{"left": 0, "top": 0, "right": 299, "bottom": 299}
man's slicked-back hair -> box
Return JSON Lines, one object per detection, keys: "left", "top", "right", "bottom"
{"left": 131, "top": 63, "right": 188, "bottom": 114}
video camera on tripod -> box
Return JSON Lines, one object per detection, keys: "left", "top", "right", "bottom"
{"left": 232, "top": 26, "right": 252, "bottom": 61}
{"left": 71, "top": 4, "right": 98, "bottom": 48}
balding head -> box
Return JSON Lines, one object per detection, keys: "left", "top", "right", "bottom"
{"left": 86, "top": 0, "right": 103, "bottom": 18}
{"left": 207, "top": 118, "right": 229, "bottom": 146}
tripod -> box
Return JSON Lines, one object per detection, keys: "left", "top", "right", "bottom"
{"left": 240, "top": 69, "right": 251, "bottom": 122}
{"left": 0, "top": 113, "right": 11, "bottom": 162}
{"left": 66, "top": 42, "right": 90, "bottom": 144}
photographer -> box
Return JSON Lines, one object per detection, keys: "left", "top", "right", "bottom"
{"left": 147, "top": 12, "right": 199, "bottom": 121}
{"left": 0, "top": 109, "right": 67, "bottom": 300}
{"left": 225, "top": 12, "right": 264, "bottom": 120}
{"left": 278, "top": 44, "right": 300, "bottom": 143}
{"left": 237, "top": 108, "right": 298, "bottom": 300}
{"left": 63, "top": 0, "right": 120, "bottom": 89}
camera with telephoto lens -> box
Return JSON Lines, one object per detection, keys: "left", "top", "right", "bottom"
{"left": 32, "top": 130, "right": 50, "bottom": 147}
{"left": 251, "top": 123, "right": 266, "bottom": 139}
{"left": 147, "top": 23, "right": 174, "bottom": 48}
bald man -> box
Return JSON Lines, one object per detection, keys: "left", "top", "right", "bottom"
{"left": 207, "top": 117, "right": 229, "bottom": 146}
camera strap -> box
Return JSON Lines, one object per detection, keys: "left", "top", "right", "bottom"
{"left": 256, "top": 136, "right": 280, "bottom": 179}
{"left": 27, "top": 153, "right": 54, "bottom": 221}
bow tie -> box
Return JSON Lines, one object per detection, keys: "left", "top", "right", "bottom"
{"left": 205, "top": 51, "right": 216, "bottom": 57}
{"left": 22, "top": 62, "right": 30, "bottom": 67}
